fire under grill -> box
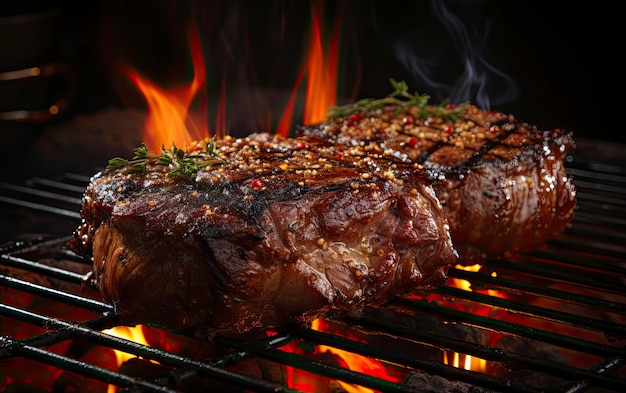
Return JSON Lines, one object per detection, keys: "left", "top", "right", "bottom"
{"left": 1, "top": 145, "right": 625, "bottom": 393}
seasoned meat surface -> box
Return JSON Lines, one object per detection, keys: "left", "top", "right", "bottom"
{"left": 69, "top": 133, "right": 457, "bottom": 335}
{"left": 298, "top": 104, "right": 577, "bottom": 263}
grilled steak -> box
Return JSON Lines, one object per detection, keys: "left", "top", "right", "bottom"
{"left": 69, "top": 133, "right": 457, "bottom": 335}
{"left": 298, "top": 104, "right": 577, "bottom": 263}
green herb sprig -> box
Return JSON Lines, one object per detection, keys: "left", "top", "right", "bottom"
{"left": 107, "top": 139, "right": 224, "bottom": 180}
{"left": 326, "top": 78, "right": 465, "bottom": 122}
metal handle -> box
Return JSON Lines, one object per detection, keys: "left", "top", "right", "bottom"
{"left": 0, "top": 62, "right": 78, "bottom": 123}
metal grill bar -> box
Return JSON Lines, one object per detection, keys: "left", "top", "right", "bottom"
{"left": 0, "top": 274, "right": 112, "bottom": 313}
{"left": 29, "top": 177, "right": 90, "bottom": 194}
{"left": 337, "top": 311, "right": 625, "bottom": 392}
{"left": 0, "top": 304, "right": 298, "bottom": 393}
{"left": 436, "top": 284, "right": 624, "bottom": 336}
{"left": 566, "top": 358, "right": 626, "bottom": 393}
{"left": 0, "top": 336, "right": 179, "bottom": 393}
{"left": 242, "top": 346, "right": 418, "bottom": 393}
{"left": 394, "top": 297, "right": 623, "bottom": 358}
{"left": 0, "top": 183, "right": 83, "bottom": 205}
{"left": 481, "top": 258, "right": 625, "bottom": 297}
{"left": 1, "top": 252, "right": 86, "bottom": 283}
{"left": 525, "top": 248, "right": 626, "bottom": 276}
{"left": 287, "top": 327, "right": 547, "bottom": 393}
{"left": 447, "top": 268, "right": 626, "bottom": 313}
{"left": 0, "top": 304, "right": 119, "bottom": 352}
{"left": 0, "top": 195, "right": 82, "bottom": 219}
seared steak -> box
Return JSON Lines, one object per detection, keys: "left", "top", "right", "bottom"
{"left": 298, "top": 104, "right": 577, "bottom": 263}
{"left": 69, "top": 133, "right": 457, "bottom": 335}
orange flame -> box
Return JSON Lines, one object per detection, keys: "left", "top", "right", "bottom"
{"left": 276, "top": 0, "right": 339, "bottom": 136}
{"left": 275, "top": 66, "right": 305, "bottom": 138}
{"left": 127, "top": 0, "right": 338, "bottom": 147}
{"left": 276, "top": 319, "right": 404, "bottom": 392}
{"left": 103, "top": 325, "right": 154, "bottom": 393}
{"left": 302, "top": 0, "right": 339, "bottom": 125}
{"left": 448, "top": 264, "right": 502, "bottom": 298}
{"left": 126, "top": 25, "right": 210, "bottom": 152}
{"left": 448, "top": 264, "right": 482, "bottom": 292}
{"left": 438, "top": 263, "right": 503, "bottom": 373}
{"left": 443, "top": 351, "right": 488, "bottom": 372}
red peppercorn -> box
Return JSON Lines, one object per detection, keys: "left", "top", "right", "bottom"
{"left": 402, "top": 116, "right": 413, "bottom": 125}
{"left": 443, "top": 125, "right": 454, "bottom": 135}
{"left": 296, "top": 142, "right": 306, "bottom": 150}
{"left": 336, "top": 152, "right": 344, "bottom": 159}
{"left": 251, "top": 179, "right": 263, "bottom": 190}
{"left": 446, "top": 103, "right": 457, "bottom": 110}
{"left": 408, "top": 137, "right": 418, "bottom": 148}
{"left": 347, "top": 112, "right": 362, "bottom": 126}
{"left": 489, "top": 125, "right": 499, "bottom": 133}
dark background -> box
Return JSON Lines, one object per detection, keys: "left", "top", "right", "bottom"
{"left": 1, "top": 0, "right": 624, "bottom": 181}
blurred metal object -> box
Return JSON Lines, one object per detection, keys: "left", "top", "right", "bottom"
{"left": 0, "top": 62, "right": 77, "bottom": 123}
{"left": 0, "top": 5, "right": 77, "bottom": 124}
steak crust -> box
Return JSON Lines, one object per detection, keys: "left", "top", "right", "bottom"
{"left": 298, "top": 104, "right": 577, "bottom": 263}
{"left": 69, "top": 133, "right": 457, "bottom": 335}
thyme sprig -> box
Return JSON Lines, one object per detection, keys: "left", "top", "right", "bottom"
{"left": 326, "top": 78, "right": 464, "bottom": 122}
{"left": 107, "top": 139, "right": 224, "bottom": 180}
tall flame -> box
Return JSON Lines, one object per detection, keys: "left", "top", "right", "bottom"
{"left": 302, "top": 0, "right": 339, "bottom": 125}
{"left": 276, "top": 0, "right": 339, "bottom": 136}
{"left": 127, "top": 25, "right": 210, "bottom": 152}
{"left": 127, "top": 0, "right": 338, "bottom": 146}
{"left": 275, "top": 66, "right": 305, "bottom": 138}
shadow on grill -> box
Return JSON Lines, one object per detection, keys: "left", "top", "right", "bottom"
{"left": 1, "top": 150, "right": 625, "bottom": 393}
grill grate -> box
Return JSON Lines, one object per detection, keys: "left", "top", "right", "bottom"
{"left": 1, "top": 150, "right": 625, "bottom": 393}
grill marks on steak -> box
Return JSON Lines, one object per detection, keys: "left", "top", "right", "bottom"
{"left": 69, "top": 134, "right": 457, "bottom": 334}
{"left": 297, "top": 104, "right": 577, "bottom": 263}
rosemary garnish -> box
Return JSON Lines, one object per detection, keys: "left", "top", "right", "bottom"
{"left": 326, "top": 78, "right": 464, "bottom": 122}
{"left": 107, "top": 139, "right": 224, "bottom": 180}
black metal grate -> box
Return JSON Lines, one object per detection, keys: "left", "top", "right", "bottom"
{"left": 1, "top": 151, "right": 625, "bottom": 393}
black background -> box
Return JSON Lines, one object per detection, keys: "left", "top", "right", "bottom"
{"left": 3, "top": 0, "right": 625, "bottom": 145}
